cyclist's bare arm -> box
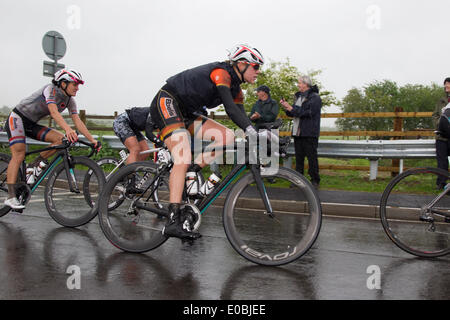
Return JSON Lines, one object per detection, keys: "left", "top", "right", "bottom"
{"left": 48, "top": 103, "right": 77, "bottom": 142}
{"left": 71, "top": 113, "right": 97, "bottom": 144}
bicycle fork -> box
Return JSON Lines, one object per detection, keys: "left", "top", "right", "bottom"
{"left": 64, "top": 153, "right": 80, "bottom": 193}
{"left": 250, "top": 165, "right": 274, "bottom": 218}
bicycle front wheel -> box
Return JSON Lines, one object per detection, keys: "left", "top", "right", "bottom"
{"left": 45, "top": 156, "right": 106, "bottom": 227}
{"left": 98, "top": 161, "right": 169, "bottom": 253}
{"left": 223, "top": 167, "right": 322, "bottom": 266}
{"left": 380, "top": 167, "right": 450, "bottom": 258}
{"left": 0, "top": 153, "right": 16, "bottom": 217}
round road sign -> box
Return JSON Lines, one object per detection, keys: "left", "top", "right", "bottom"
{"left": 42, "top": 31, "right": 67, "bottom": 61}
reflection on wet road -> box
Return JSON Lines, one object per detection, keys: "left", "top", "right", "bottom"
{"left": 1, "top": 189, "right": 449, "bottom": 300}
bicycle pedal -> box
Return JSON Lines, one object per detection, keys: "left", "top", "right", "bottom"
{"left": 12, "top": 209, "right": 24, "bottom": 214}
{"left": 419, "top": 216, "right": 434, "bottom": 223}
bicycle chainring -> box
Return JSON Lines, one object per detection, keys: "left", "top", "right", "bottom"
{"left": 180, "top": 203, "right": 201, "bottom": 232}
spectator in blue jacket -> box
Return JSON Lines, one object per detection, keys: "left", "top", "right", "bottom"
{"left": 280, "top": 76, "right": 322, "bottom": 188}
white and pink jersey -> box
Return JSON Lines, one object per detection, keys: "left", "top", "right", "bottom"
{"left": 14, "top": 84, "right": 78, "bottom": 123}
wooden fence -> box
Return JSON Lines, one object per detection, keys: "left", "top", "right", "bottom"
{"left": 3, "top": 107, "right": 432, "bottom": 138}
{"left": 1, "top": 108, "right": 435, "bottom": 175}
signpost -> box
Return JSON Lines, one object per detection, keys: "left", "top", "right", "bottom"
{"left": 42, "top": 31, "right": 67, "bottom": 77}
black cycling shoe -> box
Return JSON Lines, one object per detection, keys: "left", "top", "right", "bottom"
{"left": 162, "top": 203, "right": 201, "bottom": 240}
{"left": 163, "top": 221, "right": 201, "bottom": 240}
{"left": 125, "top": 185, "right": 145, "bottom": 195}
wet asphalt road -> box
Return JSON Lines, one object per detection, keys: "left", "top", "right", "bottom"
{"left": 1, "top": 189, "right": 450, "bottom": 300}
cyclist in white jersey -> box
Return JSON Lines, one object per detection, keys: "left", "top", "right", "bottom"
{"left": 4, "top": 68, "right": 101, "bottom": 209}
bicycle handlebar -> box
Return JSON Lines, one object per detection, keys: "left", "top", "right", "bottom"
{"left": 60, "top": 138, "right": 98, "bottom": 158}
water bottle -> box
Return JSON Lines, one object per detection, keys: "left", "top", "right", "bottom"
{"left": 186, "top": 171, "right": 199, "bottom": 195}
{"left": 26, "top": 167, "right": 35, "bottom": 185}
{"left": 34, "top": 161, "right": 47, "bottom": 177}
{"left": 200, "top": 173, "right": 221, "bottom": 196}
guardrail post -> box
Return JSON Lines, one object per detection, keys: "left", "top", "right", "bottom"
{"left": 369, "top": 159, "right": 379, "bottom": 180}
{"left": 80, "top": 109, "right": 86, "bottom": 124}
{"left": 391, "top": 107, "right": 403, "bottom": 177}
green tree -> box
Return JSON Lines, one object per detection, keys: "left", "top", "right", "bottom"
{"left": 216, "top": 59, "right": 336, "bottom": 130}
{"left": 336, "top": 80, "right": 444, "bottom": 134}
{"left": 0, "top": 106, "right": 11, "bottom": 115}
{"left": 241, "top": 59, "right": 336, "bottom": 112}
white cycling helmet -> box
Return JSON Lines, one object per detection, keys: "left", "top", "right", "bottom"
{"left": 54, "top": 68, "right": 84, "bottom": 85}
{"left": 228, "top": 44, "right": 264, "bottom": 66}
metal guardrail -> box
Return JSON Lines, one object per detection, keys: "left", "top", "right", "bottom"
{"left": 0, "top": 132, "right": 436, "bottom": 180}
{"left": 286, "top": 139, "right": 436, "bottom": 180}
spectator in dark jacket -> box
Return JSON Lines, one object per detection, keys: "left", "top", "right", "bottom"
{"left": 433, "top": 77, "right": 450, "bottom": 189}
{"left": 280, "top": 76, "right": 322, "bottom": 188}
{"left": 249, "top": 85, "right": 279, "bottom": 130}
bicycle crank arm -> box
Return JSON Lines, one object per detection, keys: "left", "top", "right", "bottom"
{"left": 134, "top": 202, "right": 169, "bottom": 218}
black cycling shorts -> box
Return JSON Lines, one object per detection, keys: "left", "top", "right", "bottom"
{"left": 113, "top": 112, "right": 145, "bottom": 144}
{"left": 149, "top": 86, "right": 207, "bottom": 141}
{"left": 5, "top": 109, "right": 54, "bottom": 146}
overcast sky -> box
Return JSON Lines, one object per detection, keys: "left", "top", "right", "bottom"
{"left": 1, "top": 0, "right": 449, "bottom": 127}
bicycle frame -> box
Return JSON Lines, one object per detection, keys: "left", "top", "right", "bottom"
{"left": 424, "top": 186, "right": 450, "bottom": 219}
{"left": 134, "top": 144, "right": 275, "bottom": 218}
{"left": 19, "top": 140, "right": 94, "bottom": 194}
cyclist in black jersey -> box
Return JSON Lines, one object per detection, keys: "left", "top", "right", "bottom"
{"left": 113, "top": 107, "right": 153, "bottom": 164}
{"left": 147, "top": 44, "right": 278, "bottom": 240}
{"left": 4, "top": 69, "right": 101, "bottom": 209}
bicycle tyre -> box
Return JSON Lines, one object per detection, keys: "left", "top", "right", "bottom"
{"left": 0, "top": 153, "right": 18, "bottom": 217}
{"left": 98, "top": 161, "right": 169, "bottom": 253}
{"left": 45, "top": 156, "right": 106, "bottom": 227}
{"left": 86, "top": 157, "right": 124, "bottom": 210}
{"left": 97, "top": 157, "right": 121, "bottom": 181}
{"left": 223, "top": 167, "right": 322, "bottom": 266}
{"left": 380, "top": 167, "right": 450, "bottom": 258}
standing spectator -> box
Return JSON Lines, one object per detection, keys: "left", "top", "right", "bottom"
{"left": 280, "top": 76, "right": 322, "bottom": 189}
{"left": 433, "top": 77, "right": 450, "bottom": 189}
{"left": 249, "top": 85, "right": 279, "bottom": 130}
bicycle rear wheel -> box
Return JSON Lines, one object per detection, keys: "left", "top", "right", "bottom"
{"left": 45, "top": 156, "right": 105, "bottom": 227}
{"left": 380, "top": 167, "right": 450, "bottom": 258}
{"left": 223, "top": 167, "right": 322, "bottom": 266}
{"left": 98, "top": 161, "right": 169, "bottom": 253}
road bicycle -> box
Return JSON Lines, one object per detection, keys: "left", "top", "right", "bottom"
{"left": 98, "top": 125, "right": 322, "bottom": 266}
{"left": 0, "top": 139, "right": 105, "bottom": 227}
{"left": 380, "top": 167, "right": 450, "bottom": 257}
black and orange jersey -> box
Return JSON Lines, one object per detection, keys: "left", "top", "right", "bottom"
{"left": 165, "top": 62, "right": 242, "bottom": 112}
{"left": 164, "top": 61, "right": 251, "bottom": 130}
{"left": 209, "top": 68, "right": 244, "bottom": 105}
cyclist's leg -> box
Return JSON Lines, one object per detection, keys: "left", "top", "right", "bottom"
{"left": 188, "top": 117, "right": 235, "bottom": 168}
{"left": 7, "top": 143, "right": 25, "bottom": 185}
{"left": 149, "top": 88, "right": 200, "bottom": 240}
{"left": 113, "top": 112, "right": 146, "bottom": 164}
{"left": 4, "top": 112, "right": 26, "bottom": 208}
{"left": 137, "top": 137, "right": 150, "bottom": 161}
{"left": 25, "top": 123, "right": 63, "bottom": 163}
{"left": 123, "top": 136, "right": 143, "bottom": 164}
{"left": 40, "top": 129, "right": 64, "bottom": 159}
{"left": 164, "top": 128, "right": 192, "bottom": 203}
